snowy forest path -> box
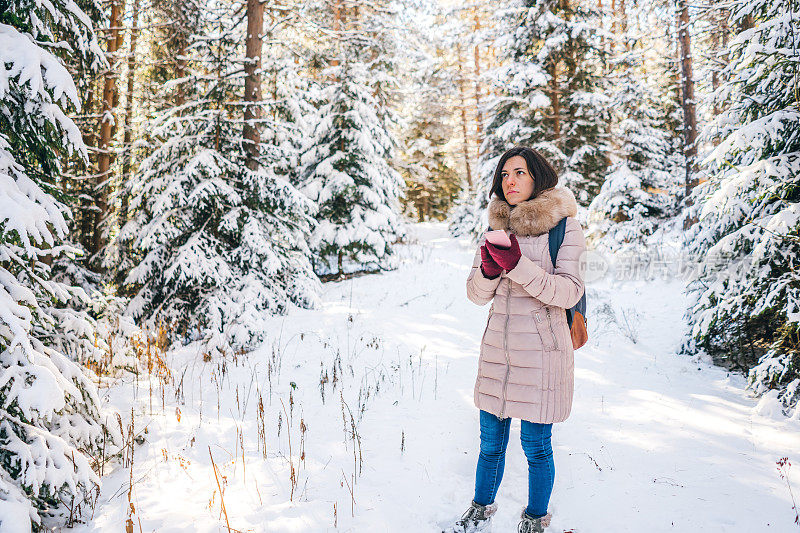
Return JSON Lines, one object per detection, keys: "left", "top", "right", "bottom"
{"left": 401, "top": 222, "right": 800, "bottom": 532}
{"left": 74, "top": 222, "right": 800, "bottom": 532}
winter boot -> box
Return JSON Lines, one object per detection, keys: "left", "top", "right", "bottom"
{"left": 517, "top": 509, "right": 552, "bottom": 533}
{"left": 441, "top": 500, "right": 498, "bottom": 533}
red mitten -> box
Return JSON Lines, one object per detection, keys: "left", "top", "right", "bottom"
{"left": 480, "top": 245, "right": 503, "bottom": 279}
{"left": 485, "top": 233, "right": 522, "bottom": 271}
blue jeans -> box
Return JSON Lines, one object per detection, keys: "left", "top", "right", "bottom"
{"left": 473, "top": 409, "right": 554, "bottom": 519}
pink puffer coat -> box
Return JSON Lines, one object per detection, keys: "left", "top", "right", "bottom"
{"left": 466, "top": 186, "right": 586, "bottom": 423}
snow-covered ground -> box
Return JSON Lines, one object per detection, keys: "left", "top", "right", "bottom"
{"left": 72, "top": 222, "right": 800, "bottom": 532}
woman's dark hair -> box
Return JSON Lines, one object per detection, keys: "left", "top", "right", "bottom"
{"left": 489, "top": 146, "right": 558, "bottom": 203}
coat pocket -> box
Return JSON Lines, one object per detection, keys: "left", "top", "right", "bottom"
{"left": 532, "top": 308, "right": 559, "bottom": 351}
{"left": 479, "top": 303, "right": 494, "bottom": 356}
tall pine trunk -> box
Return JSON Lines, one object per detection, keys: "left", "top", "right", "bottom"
{"left": 677, "top": 0, "right": 697, "bottom": 199}
{"left": 473, "top": 8, "right": 484, "bottom": 156}
{"left": 456, "top": 42, "right": 473, "bottom": 189}
{"left": 548, "top": 60, "right": 561, "bottom": 147}
{"left": 120, "top": 0, "right": 140, "bottom": 225}
{"left": 79, "top": 79, "right": 97, "bottom": 252}
{"left": 175, "top": 10, "right": 188, "bottom": 108}
{"left": 95, "top": 0, "right": 124, "bottom": 257}
{"left": 712, "top": 6, "right": 730, "bottom": 119}
{"left": 244, "top": 0, "right": 264, "bottom": 171}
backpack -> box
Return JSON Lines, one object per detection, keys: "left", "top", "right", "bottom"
{"left": 548, "top": 217, "right": 588, "bottom": 350}
{"left": 485, "top": 220, "right": 589, "bottom": 350}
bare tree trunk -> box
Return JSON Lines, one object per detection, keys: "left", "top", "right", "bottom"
{"left": 597, "top": 0, "right": 606, "bottom": 52}
{"left": 721, "top": 13, "right": 730, "bottom": 64}
{"left": 739, "top": 13, "right": 754, "bottom": 31}
{"left": 267, "top": 6, "right": 279, "bottom": 122}
{"left": 607, "top": 0, "right": 626, "bottom": 157}
{"left": 455, "top": 42, "right": 473, "bottom": 190}
{"left": 175, "top": 23, "right": 188, "bottom": 107}
{"left": 95, "top": 0, "right": 124, "bottom": 257}
{"left": 113, "top": 8, "right": 124, "bottom": 110}
{"left": 552, "top": 0, "right": 569, "bottom": 148}
{"left": 331, "top": 0, "right": 342, "bottom": 68}
{"left": 548, "top": 60, "right": 561, "bottom": 147}
{"left": 244, "top": 0, "right": 264, "bottom": 171}
{"left": 472, "top": 8, "right": 484, "bottom": 156}
{"left": 712, "top": 6, "right": 729, "bottom": 118}
{"left": 82, "top": 81, "right": 97, "bottom": 152}
{"left": 607, "top": 0, "right": 626, "bottom": 50}
{"left": 120, "top": 0, "right": 141, "bottom": 225}
{"left": 332, "top": 0, "right": 344, "bottom": 156}
{"left": 677, "top": 0, "right": 697, "bottom": 199}
{"left": 711, "top": 16, "right": 719, "bottom": 109}
{"left": 79, "top": 79, "right": 97, "bottom": 251}
{"left": 486, "top": 43, "right": 499, "bottom": 98}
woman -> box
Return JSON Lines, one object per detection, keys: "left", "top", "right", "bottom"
{"left": 444, "top": 146, "right": 586, "bottom": 533}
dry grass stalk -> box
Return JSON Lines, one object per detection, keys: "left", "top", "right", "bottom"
{"left": 208, "top": 446, "right": 232, "bottom": 533}
{"left": 256, "top": 388, "right": 267, "bottom": 459}
{"left": 279, "top": 397, "right": 298, "bottom": 500}
{"left": 340, "top": 469, "right": 356, "bottom": 517}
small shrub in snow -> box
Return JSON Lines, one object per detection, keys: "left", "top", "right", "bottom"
{"left": 119, "top": 2, "right": 320, "bottom": 352}
{"left": 298, "top": 5, "right": 406, "bottom": 276}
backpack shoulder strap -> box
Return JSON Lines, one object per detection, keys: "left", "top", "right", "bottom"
{"left": 547, "top": 217, "right": 568, "bottom": 269}
{"left": 548, "top": 216, "right": 575, "bottom": 328}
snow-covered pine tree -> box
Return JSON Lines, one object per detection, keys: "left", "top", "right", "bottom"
{"left": 483, "top": 2, "right": 564, "bottom": 162}
{"left": 119, "top": 0, "right": 319, "bottom": 351}
{"left": 694, "top": 2, "right": 733, "bottom": 122}
{"left": 450, "top": 1, "right": 551, "bottom": 240}
{"left": 452, "top": 0, "right": 611, "bottom": 243}
{"left": 539, "top": 0, "right": 611, "bottom": 203}
{"left": 258, "top": 6, "right": 317, "bottom": 187}
{"left": 57, "top": 0, "right": 107, "bottom": 271}
{"left": 49, "top": 1, "right": 140, "bottom": 376}
{"left": 442, "top": 2, "right": 494, "bottom": 239}
{"left": 681, "top": 0, "right": 800, "bottom": 416}
{"left": 395, "top": 4, "right": 460, "bottom": 223}
{"left": 398, "top": 95, "right": 460, "bottom": 222}
{"left": 299, "top": 0, "right": 406, "bottom": 277}
{"left": 444, "top": 13, "right": 488, "bottom": 239}
{"left": 106, "top": 0, "right": 204, "bottom": 289}
{"left": 485, "top": 0, "right": 611, "bottom": 204}
{"left": 0, "top": 2, "right": 119, "bottom": 529}
{"left": 586, "top": 6, "right": 682, "bottom": 252}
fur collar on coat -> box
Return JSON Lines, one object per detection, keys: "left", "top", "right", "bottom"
{"left": 487, "top": 186, "right": 578, "bottom": 237}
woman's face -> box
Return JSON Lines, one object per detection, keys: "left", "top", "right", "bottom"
{"left": 501, "top": 155, "right": 535, "bottom": 205}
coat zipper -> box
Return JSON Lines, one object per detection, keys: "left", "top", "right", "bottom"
{"left": 500, "top": 278, "right": 511, "bottom": 419}
{"left": 546, "top": 307, "right": 559, "bottom": 350}
{"left": 480, "top": 303, "right": 494, "bottom": 347}
{"left": 534, "top": 309, "right": 559, "bottom": 351}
